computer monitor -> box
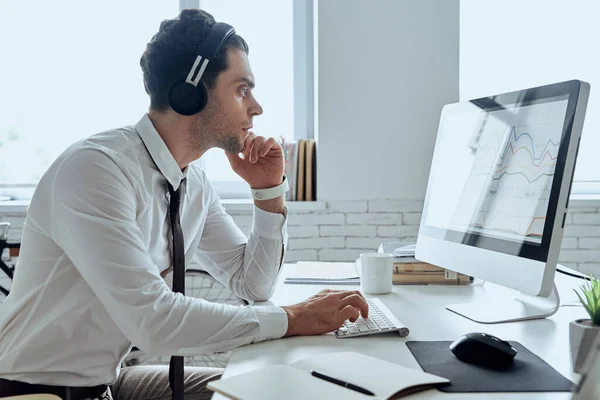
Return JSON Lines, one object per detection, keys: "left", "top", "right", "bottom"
{"left": 415, "top": 80, "right": 590, "bottom": 323}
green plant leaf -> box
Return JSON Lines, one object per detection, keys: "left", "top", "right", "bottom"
{"left": 574, "top": 276, "right": 600, "bottom": 325}
{"left": 574, "top": 290, "right": 593, "bottom": 318}
{"left": 584, "top": 288, "right": 595, "bottom": 309}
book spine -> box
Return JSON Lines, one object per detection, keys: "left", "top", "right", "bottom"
{"left": 392, "top": 272, "right": 471, "bottom": 285}
{"left": 393, "top": 263, "right": 447, "bottom": 273}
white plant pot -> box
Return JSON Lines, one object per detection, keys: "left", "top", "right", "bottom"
{"left": 570, "top": 319, "right": 600, "bottom": 373}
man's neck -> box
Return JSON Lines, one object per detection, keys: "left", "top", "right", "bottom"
{"left": 147, "top": 110, "right": 204, "bottom": 169}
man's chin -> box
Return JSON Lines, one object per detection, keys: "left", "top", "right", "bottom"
{"left": 221, "top": 136, "right": 244, "bottom": 154}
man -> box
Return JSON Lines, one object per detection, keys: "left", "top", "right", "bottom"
{"left": 0, "top": 8, "right": 369, "bottom": 400}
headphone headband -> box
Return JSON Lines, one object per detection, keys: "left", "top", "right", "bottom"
{"left": 185, "top": 22, "right": 235, "bottom": 87}
{"left": 169, "top": 21, "right": 235, "bottom": 116}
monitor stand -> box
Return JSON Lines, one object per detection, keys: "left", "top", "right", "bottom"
{"left": 446, "top": 283, "right": 560, "bottom": 324}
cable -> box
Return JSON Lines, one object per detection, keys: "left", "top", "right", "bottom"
{"left": 556, "top": 267, "right": 592, "bottom": 281}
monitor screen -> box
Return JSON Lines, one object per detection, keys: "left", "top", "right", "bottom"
{"left": 419, "top": 81, "right": 583, "bottom": 263}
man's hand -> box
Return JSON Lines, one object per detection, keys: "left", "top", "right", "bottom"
{"left": 281, "top": 290, "right": 369, "bottom": 337}
{"left": 225, "top": 132, "right": 284, "bottom": 189}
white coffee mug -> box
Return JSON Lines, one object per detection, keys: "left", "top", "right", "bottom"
{"left": 355, "top": 252, "right": 393, "bottom": 294}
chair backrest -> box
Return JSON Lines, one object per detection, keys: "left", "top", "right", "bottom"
{"left": 1, "top": 395, "right": 62, "bottom": 400}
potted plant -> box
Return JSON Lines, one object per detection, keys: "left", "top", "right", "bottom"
{"left": 570, "top": 276, "right": 600, "bottom": 373}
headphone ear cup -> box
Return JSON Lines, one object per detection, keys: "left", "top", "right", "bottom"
{"left": 168, "top": 81, "right": 208, "bottom": 116}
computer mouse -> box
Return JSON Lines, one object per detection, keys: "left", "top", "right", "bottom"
{"left": 450, "top": 332, "right": 517, "bottom": 369}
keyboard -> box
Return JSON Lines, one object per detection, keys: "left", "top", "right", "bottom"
{"left": 335, "top": 298, "right": 409, "bottom": 338}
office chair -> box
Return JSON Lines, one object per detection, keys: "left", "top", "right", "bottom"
{"left": 0, "top": 222, "right": 20, "bottom": 297}
{"left": 1, "top": 395, "right": 62, "bottom": 400}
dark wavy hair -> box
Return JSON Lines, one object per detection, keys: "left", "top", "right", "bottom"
{"left": 140, "top": 9, "right": 249, "bottom": 111}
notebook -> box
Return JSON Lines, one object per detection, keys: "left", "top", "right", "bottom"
{"left": 284, "top": 262, "right": 359, "bottom": 283}
{"left": 207, "top": 351, "right": 449, "bottom": 400}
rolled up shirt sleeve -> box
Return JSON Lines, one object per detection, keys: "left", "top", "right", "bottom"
{"left": 51, "top": 148, "right": 287, "bottom": 356}
{"left": 194, "top": 182, "right": 288, "bottom": 304}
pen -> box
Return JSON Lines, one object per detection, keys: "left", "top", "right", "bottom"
{"left": 310, "top": 370, "right": 375, "bottom": 396}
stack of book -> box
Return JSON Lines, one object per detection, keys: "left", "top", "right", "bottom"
{"left": 378, "top": 242, "right": 471, "bottom": 285}
{"left": 280, "top": 137, "right": 316, "bottom": 201}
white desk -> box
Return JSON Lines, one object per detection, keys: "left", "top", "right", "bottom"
{"left": 213, "top": 263, "right": 588, "bottom": 399}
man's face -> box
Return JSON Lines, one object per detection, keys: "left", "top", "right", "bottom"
{"left": 191, "top": 48, "right": 263, "bottom": 153}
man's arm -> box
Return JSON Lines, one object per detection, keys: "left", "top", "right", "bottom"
{"left": 51, "top": 149, "right": 287, "bottom": 356}
{"left": 194, "top": 179, "right": 287, "bottom": 302}
{"left": 254, "top": 195, "right": 285, "bottom": 215}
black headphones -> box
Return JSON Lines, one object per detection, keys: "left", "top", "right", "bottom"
{"left": 168, "top": 22, "right": 235, "bottom": 116}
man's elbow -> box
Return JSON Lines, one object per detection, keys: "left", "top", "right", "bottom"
{"left": 138, "top": 332, "right": 208, "bottom": 357}
{"left": 129, "top": 331, "right": 173, "bottom": 357}
{"left": 250, "top": 292, "right": 274, "bottom": 302}
{"left": 240, "top": 283, "right": 277, "bottom": 302}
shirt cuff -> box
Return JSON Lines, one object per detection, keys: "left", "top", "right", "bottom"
{"left": 253, "top": 305, "right": 288, "bottom": 341}
{"left": 252, "top": 205, "right": 287, "bottom": 240}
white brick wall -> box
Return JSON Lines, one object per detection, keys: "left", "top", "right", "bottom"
{"left": 278, "top": 200, "right": 599, "bottom": 277}
{"left": 346, "top": 213, "right": 403, "bottom": 225}
{"left": 2, "top": 200, "right": 600, "bottom": 294}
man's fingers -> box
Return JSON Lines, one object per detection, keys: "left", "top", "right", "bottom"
{"left": 242, "top": 132, "right": 256, "bottom": 157}
{"left": 319, "top": 289, "right": 345, "bottom": 295}
{"left": 339, "top": 290, "right": 366, "bottom": 301}
{"left": 258, "top": 137, "right": 278, "bottom": 157}
{"left": 240, "top": 134, "right": 281, "bottom": 163}
{"left": 340, "top": 305, "right": 361, "bottom": 323}
{"left": 249, "top": 136, "right": 265, "bottom": 163}
{"left": 224, "top": 151, "right": 242, "bottom": 168}
{"left": 331, "top": 290, "right": 366, "bottom": 303}
{"left": 340, "top": 294, "right": 369, "bottom": 319}
{"left": 225, "top": 150, "right": 239, "bottom": 162}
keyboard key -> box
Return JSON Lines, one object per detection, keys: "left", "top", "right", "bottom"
{"left": 335, "top": 298, "right": 409, "bottom": 339}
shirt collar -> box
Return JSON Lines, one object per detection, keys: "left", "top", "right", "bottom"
{"left": 136, "top": 114, "right": 187, "bottom": 190}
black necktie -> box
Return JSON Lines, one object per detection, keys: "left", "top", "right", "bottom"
{"left": 168, "top": 180, "right": 185, "bottom": 400}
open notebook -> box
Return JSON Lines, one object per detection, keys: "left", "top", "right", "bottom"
{"left": 208, "top": 351, "right": 449, "bottom": 400}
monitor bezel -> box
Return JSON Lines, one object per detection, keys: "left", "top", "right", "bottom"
{"left": 419, "top": 80, "right": 584, "bottom": 263}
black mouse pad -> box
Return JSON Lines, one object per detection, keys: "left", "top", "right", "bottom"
{"left": 406, "top": 341, "right": 574, "bottom": 392}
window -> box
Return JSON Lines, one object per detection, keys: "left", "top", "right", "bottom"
{"left": 0, "top": 0, "right": 312, "bottom": 198}
{"left": 460, "top": 0, "right": 600, "bottom": 194}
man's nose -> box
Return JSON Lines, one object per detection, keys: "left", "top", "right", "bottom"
{"left": 251, "top": 99, "right": 263, "bottom": 116}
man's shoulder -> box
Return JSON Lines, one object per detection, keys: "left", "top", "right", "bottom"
{"left": 29, "top": 125, "right": 146, "bottom": 217}
{"left": 47, "top": 125, "right": 145, "bottom": 182}
{"left": 57, "top": 125, "right": 146, "bottom": 169}
{"left": 80, "top": 125, "right": 143, "bottom": 159}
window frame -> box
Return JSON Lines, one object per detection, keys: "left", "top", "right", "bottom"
{"left": 0, "top": 0, "right": 315, "bottom": 201}
{"left": 458, "top": 0, "right": 600, "bottom": 195}
{"left": 197, "top": 0, "right": 315, "bottom": 199}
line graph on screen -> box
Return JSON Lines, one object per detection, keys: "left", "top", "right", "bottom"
{"left": 452, "top": 116, "right": 564, "bottom": 242}
{"left": 472, "top": 126, "right": 559, "bottom": 184}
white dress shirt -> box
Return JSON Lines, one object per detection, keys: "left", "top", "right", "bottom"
{"left": 0, "top": 114, "right": 289, "bottom": 386}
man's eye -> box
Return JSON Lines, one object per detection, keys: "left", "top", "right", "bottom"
{"left": 239, "top": 87, "right": 248, "bottom": 96}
